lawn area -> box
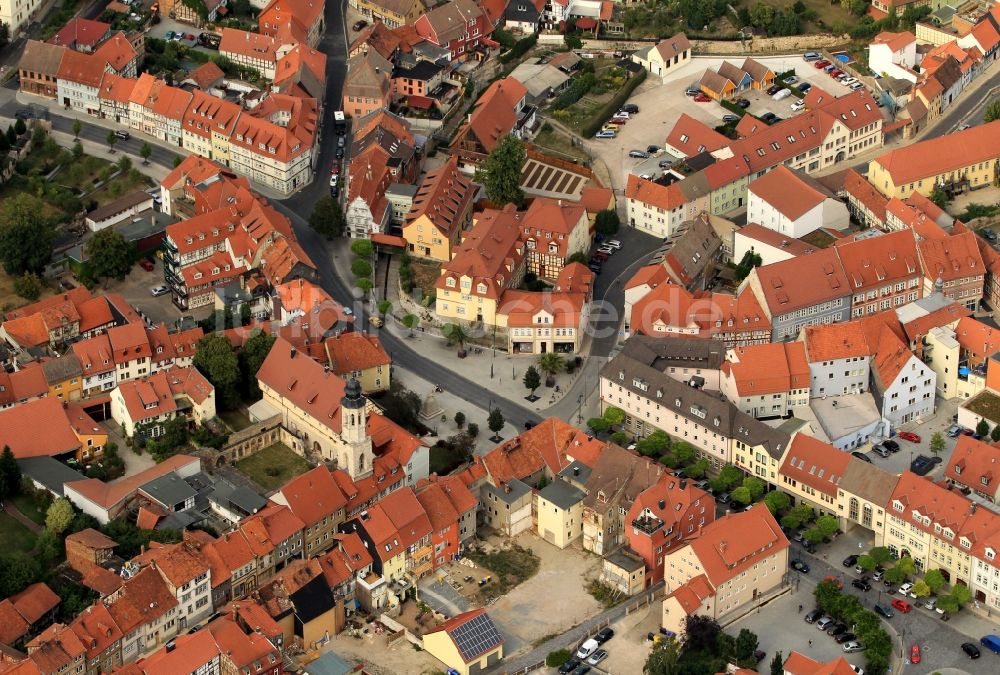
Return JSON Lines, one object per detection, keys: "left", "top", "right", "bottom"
{"left": 532, "top": 124, "right": 590, "bottom": 163}
{"left": 750, "top": 0, "right": 855, "bottom": 32}
{"left": 465, "top": 544, "right": 540, "bottom": 601}
{"left": 967, "top": 391, "right": 1000, "bottom": 424}
{"left": 220, "top": 409, "right": 254, "bottom": 432}
{"left": 0, "top": 512, "right": 37, "bottom": 558}
{"left": 235, "top": 442, "right": 312, "bottom": 491}
{"left": 0, "top": 268, "right": 58, "bottom": 313}
{"left": 11, "top": 494, "right": 47, "bottom": 527}
{"left": 86, "top": 168, "right": 154, "bottom": 207}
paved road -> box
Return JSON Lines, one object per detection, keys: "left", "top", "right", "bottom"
{"left": 923, "top": 63, "right": 1000, "bottom": 137}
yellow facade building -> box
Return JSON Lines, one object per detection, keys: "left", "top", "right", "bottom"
{"left": 422, "top": 609, "right": 505, "bottom": 675}
{"left": 534, "top": 479, "right": 585, "bottom": 549}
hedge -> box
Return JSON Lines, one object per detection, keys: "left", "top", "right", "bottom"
{"left": 581, "top": 69, "right": 647, "bottom": 138}
{"left": 500, "top": 33, "right": 538, "bottom": 63}
{"left": 552, "top": 72, "right": 596, "bottom": 110}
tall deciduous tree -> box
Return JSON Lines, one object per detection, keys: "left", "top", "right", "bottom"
{"left": 523, "top": 365, "right": 541, "bottom": 395}
{"left": 309, "top": 196, "right": 345, "bottom": 239}
{"left": 193, "top": 333, "right": 241, "bottom": 409}
{"left": 475, "top": 135, "right": 526, "bottom": 207}
{"left": 929, "top": 431, "right": 946, "bottom": 454}
{"left": 595, "top": 209, "right": 620, "bottom": 236}
{"left": 0, "top": 445, "right": 21, "bottom": 501}
{"left": 87, "top": 229, "right": 135, "bottom": 280}
{"left": 140, "top": 142, "right": 152, "bottom": 165}
{"left": 106, "top": 130, "right": 117, "bottom": 153}
{"left": 72, "top": 119, "right": 81, "bottom": 139}
{"left": 984, "top": 98, "right": 1000, "bottom": 123}
{"left": 488, "top": 407, "right": 505, "bottom": 438}
{"left": 45, "top": 497, "right": 75, "bottom": 534}
{"left": 644, "top": 637, "right": 680, "bottom": 675}
{"left": 769, "top": 651, "right": 784, "bottom": 675}
{"left": 0, "top": 194, "right": 55, "bottom": 275}
{"left": 238, "top": 330, "right": 276, "bottom": 402}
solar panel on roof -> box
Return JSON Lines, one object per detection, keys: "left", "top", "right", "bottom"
{"left": 450, "top": 613, "right": 503, "bottom": 662}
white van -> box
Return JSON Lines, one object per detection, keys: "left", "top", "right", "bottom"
{"left": 576, "top": 638, "right": 599, "bottom": 660}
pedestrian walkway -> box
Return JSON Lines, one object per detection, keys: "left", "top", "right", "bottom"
{"left": 4, "top": 502, "right": 41, "bottom": 534}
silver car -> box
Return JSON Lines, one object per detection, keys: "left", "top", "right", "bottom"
{"left": 816, "top": 616, "right": 835, "bottom": 630}
{"left": 843, "top": 641, "right": 865, "bottom": 653}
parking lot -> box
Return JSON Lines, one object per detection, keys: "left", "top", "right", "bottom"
{"left": 584, "top": 55, "right": 880, "bottom": 194}
{"left": 103, "top": 255, "right": 211, "bottom": 327}
{"left": 852, "top": 397, "right": 963, "bottom": 478}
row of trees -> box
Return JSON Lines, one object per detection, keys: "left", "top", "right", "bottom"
{"left": 814, "top": 579, "right": 892, "bottom": 674}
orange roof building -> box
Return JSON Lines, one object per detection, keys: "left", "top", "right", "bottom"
{"left": 720, "top": 342, "right": 810, "bottom": 418}
{"left": 321, "top": 332, "right": 391, "bottom": 393}
{"left": 454, "top": 77, "right": 528, "bottom": 164}
{"left": 746, "top": 165, "right": 849, "bottom": 239}
{"left": 402, "top": 156, "right": 475, "bottom": 262}
{"left": 917, "top": 231, "right": 985, "bottom": 309}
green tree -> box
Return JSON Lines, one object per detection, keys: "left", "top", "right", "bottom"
{"left": 454, "top": 411, "right": 466, "bottom": 429}
{"left": 734, "top": 250, "right": 763, "bottom": 281}
{"left": 488, "top": 407, "right": 505, "bottom": 439}
{"left": 466, "top": 422, "right": 479, "bottom": 438}
{"left": 842, "top": 0, "right": 868, "bottom": 15}
{"left": 442, "top": 323, "right": 470, "bottom": 355}
{"left": 87, "top": 229, "right": 135, "bottom": 280}
{"left": 13, "top": 272, "right": 41, "bottom": 301}
{"left": 815, "top": 514, "right": 840, "bottom": 539}
{"left": 377, "top": 300, "right": 392, "bottom": 316}
{"left": 238, "top": 330, "right": 276, "bottom": 402}
{"left": 763, "top": 490, "right": 790, "bottom": 515}
{"left": 45, "top": 497, "right": 75, "bottom": 534}
{"left": 523, "top": 365, "right": 541, "bottom": 395}
{"left": 952, "top": 583, "right": 973, "bottom": 605}
{"left": 13, "top": 118, "right": 26, "bottom": 136}
{"left": 923, "top": 568, "right": 946, "bottom": 593}
{"left": 929, "top": 187, "right": 949, "bottom": 209}
{"left": 194, "top": 333, "right": 241, "bottom": 409}
{"left": 685, "top": 458, "right": 710, "bottom": 479}
{"left": 351, "top": 259, "right": 372, "bottom": 278}
{"left": 402, "top": 313, "right": 418, "bottom": 336}
{"left": 883, "top": 565, "right": 906, "bottom": 585}
{"left": 992, "top": 424, "right": 1000, "bottom": 443}
{"left": 730, "top": 486, "right": 751, "bottom": 505}
{"left": 743, "top": 476, "right": 765, "bottom": 500}
{"left": 734, "top": 628, "right": 759, "bottom": 663}
{"left": 719, "top": 465, "right": 744, "bottom": 489}
{"left": 611, "top": 431, "right": 630, "bottom": 446}
{"left": 644, "top": 637, "right": 680, "bottom": 675}
{"left": 929, "top": 431, "right": 946, "bottom": 454}
{"left": 0, "top": 194, "right": 55, "bottom": 275}
{"left": 0, "top": 446, "right": 22, "bottom": 501}
{"left": 978, "top": 419, "right": 991, "bottom": 437}
{"left": 781, "top": 503, "right": 815, "bottom": 530}
{"left": 896, "top": 555, "right": 916, "bottom": 579}
{"left": 117, "top": 155, "right": 132, "bottom": 174}
{"left": 671, "top": 440, "right": 694, "bottom": 466}
{"left": 36, "top": 528, "right": 63, "bottom": 567}
{"left": 804, "top": 527, "right": 826, "bottom": 546}
{"left": 911, "top": 579, "right": 931, "bottom": 598}
{"left": 869, "top": 546, "right": 892, "bottom": 567}
{"left": 587, "top": 417, "right": 610, "bottom": 433}
{"left": 749, "top": 1, "right": 775, "bottom": 28}
{"left": 140, "top": 142, "right": 152, "bottom": 165}
{"left": 0, "top": 133, "right": 8, "bottom": 153}
{"left": 475, "top": 135, "right": 526, "bottom": 207}
{"left": 564, "top": 33, "right": 582, "bottom": 50}
{"left": 72, "top": 119, "right": 81, "bottom": 139}
{"left": 106, "top": 130, "right": 117, "bottom": 153}
{"left": 985, "top": 98, "right": 1000, "bottom": 123}
{"left": 603, "top": 406, "right": 625, "bottom": 427}
{"left": 538, "top": 352, "right": 566, "bottom": 383}
{"left": 351, "top": 239, "right": 375, "bottom": 258}
{"left": 310, "top": 196, "right": 345, "bottom": 239}
{"left": 936, "top": 593, "right": 960, "bottom": 614}
{"left": 6, "top": 125, "right": 16, "bottom": 146}
{"left": 595, "top": 209, "right": 620, "bottom": 236}
{"left": 173, "top": 156, "right": 183, "bottom": 168}
{"left": 356, "top": 277, "right": 374, "bottom": 295}
{"left": 769, "top": 651, "right": 784, "bottom": 675}
{"left": 0, "top": 557, "right": 42, "bottom": 598}
{"left": 857, "top": 554, "right": 876, "bottom": 572}
{"left": 72, "top": 141, "right": 84, "bottom": 160}
{"left": 636, "top": 430, "right": 671, "bottom": 457}
{"left": 546, "top": 650, "right": 571, "bottom": 668}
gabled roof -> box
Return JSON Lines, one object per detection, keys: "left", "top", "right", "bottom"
{"left": 423, "top": 609, "right": 504, "bottom": 663}
{"left": 917, "top": 231, "right": 984, "bottom": 282}
{"left": 654, "top": 32, "right": 689, "bottom": 61}
{"left": 0, "top": 397, "right": 84, "bottom": 459}
{"left": 945, "top": 435, "right": 1000, "bottom": 492}
{"left": 873, "top": 120, "right": 1000, "bottom": 188}
{"left": 350, "top": 20, "right": 402, "bottom": 60}
{"left": 257, "top": 337, "right": 347, "bottom": 438}
{"left": 436, "top": 204, "right": 525, "bottom": 299}
{"left": 687, "top": 503, "right": 788, "bottom": 588}
{"left": 275, "top": 465, "right": 347, "bottom": 527}
{"left": 834, "top": 228, "right": 920, "bottom": 291}
{"left": 954, "top": 316, "right": 1000, "bottom": 361}
{"left": 20, "top": 40, "right": 67, "bottom": 78}
{"left": 749, "top": 165, "right": 836, "bottom": 221}
{"left": 751, "top": 247, "right": 849, "bottom": 316}
{"left": 802, "top": 321, "right": 870, "bottom": 362}
{"left": 465, "top": 77, "right": 526, "bottom": 153}
{"left": 779, "top": 435, "right": 850, "bottom": 498}
{"left": 405, "top": 155, "right": 474, "bottom": 237}
{"left": 871, "top": 30, "right": 916, "bottom": 52}
{"left": 480, "top": 417, "right": 602, "bottom": 484}
{"left": 722, "top": 342, "right": 810, "bottom": 396}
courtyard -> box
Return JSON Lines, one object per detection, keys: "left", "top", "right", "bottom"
{"left": 234, "top": 442, "right": 312, "bottom": 492}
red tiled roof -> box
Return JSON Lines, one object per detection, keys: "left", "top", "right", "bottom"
{"left": 873, "top": 121, "right": 1000, "bottom": 188}
{"left": 257, "top": 337, "right": 347, "bottom": 437}
{"left": 687, "top": 503, "right": 789, "bottom": 587}
{"left": 752, "top": 247, "right": 849, "bottom": 315}
{"left": 275, "top": 466, "right": 347, "bottom": 527}
{"left": 65, "top": 454, "right": 200, "bottom": 510}
{"left": 749, "top": 165, "right": 835, "bottom": 221}
{"left": 918, "top": 231, "right": 984, "bottom": 282}
{"left": 834, "top": 229, "right": 920, "bottom": 292}
{"left": 722, "top": 342, "right": 809, "bottom": 396}
{"left": 945, "top": 435, "right": 1000, "bottom": 492}
{"left": 803, "top": 321, "right": 870, "bottom": 362}
{"left": 0, "top": 600, "right": 30, "bottom": 645}
{"left": 10, "top": 583, "right": 60, "bottom": 625}
{"left": 49, "top": 18, "right": 109, "bottom": 48}
{"left": 0, "top": 397, "right": 83, "bottom": 459}
{"left": 466, "top": 78, "right": 526, "bottom": 153}
{"left": 780, "top": 435, "right": 851, "bottom": 498}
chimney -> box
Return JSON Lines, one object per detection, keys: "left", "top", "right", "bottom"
{"left": 657, "top": 499, "right": 666, "bottom": 510}
{"left": 679, "top": 479, "right": 687, "bottom": 490}
{"left": 290, "top": 348, "right": 297, "bottom": 358}
{"left": 504, "top": 483, "right": 511, "bottom": 494}
{"left": 573, "top": 466, "right": 579, "bottom": 476}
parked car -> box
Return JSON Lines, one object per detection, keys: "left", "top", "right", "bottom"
{"left": 735, "top": 98, "right": 751, "bottom": 108}
{"left": 330, "top": 161, "right": 340, "bottom": 174}
{"left": 352, "top": 19, "right": 367, "bottom": 30}
{"left": 843, "top": 555, "right": 859, "bottom": 567}
{"left": 613, "top": 111, "right": 630, "bottom": 120}
{"left": 766, "top": 84, "right": 783, "bottom": 95}
{"left": 823, "top": 64, "right": 837, "bottom": 73}
{"left": 873, "top": 569, "right": 884, "bottom": 581}
{"left": 851, "top": 451, "right": 872, "bottom": 463}
{"left": 620, "top": 103, "right": 639, "bottom": 113}
{"left": 798, "top": 82, "right": 812, "bottom": 93}
{"left": 911, "top": 455, "right": 934, "bottom": 476}
{"left": 646, "top": 145, "right": 660, "bottom": 154}
{"left": 805, "top": 609, "right": 823, "bottom": 623}
{"left": 849, "top": 82, "right": 865, "bottom": 90}
{"left": 981, "top": 635, "right": 1000, "bottom": 654}
{"left": 910, "top": 643, "right": 921, "bottom": 664}
{"left": 874, "top": 444, "right": 891, "bottom": 458}
{"left": 591, "top": 251, "right": 610, "bottom": 263}
{"left": 114, "top": 130, "right": 131, "bottom": 140}
{"left": 883, "top": 440, "right": 900, "bottom": 453}
{"left": 150, "top": 285, "right": 169, "bottom": 297}
{"left": 586, "top": 649, "right": 607, "bottom": 666}
{"left": 898, "top": 582, "right": 914, "bottom": 595}
{"left": 842, "top": 77, "right": 858, "bottom": 85}
{"left": 629, "top": 150, "right": 649, "bottom": 159}
{"left": 826, "top": 622, "right": 847, "bottom": 637}
{"left": 594, "top": 628, "right": 614, "bottom": 643}
{"left": 685, "top": 88, "right": 701, "bottom": 97}
{"left": 572, "top": 666, "right": 590, "bottom": 675}
{"left": 785, "top": 75, "right": 799, "bottom": 84}
{"left": 576, "top": 639, "right": 599, "bottom": 660}
{"left": 694, "top": 93, "right": 711, "bottom": 102}
{"left": 874, "top": 604, "right": 894, "bottom": 619}
{"left": 898, "top": 431, "right": 921, "bottom": 442}
{"left": 329, "top": 174, "right": 339, "bottom": 187}
{"left": 587, "top": 260, "right": 602, "bottom": 273}
{"left": 828, "top": 68, "right": 843, "bottom": 78}
{"left": 595, "top": 130, "right": 616, "bottom": 139}
{"left": 336, "top": 146, "right": 344, "bottom": 158}
{"left": 843, "top": 641, "right": 865, "bottom": 653}
{"left": 558, "top": 659, "right": 580, "bottom": 674}
{"left": 947, "top": 424, "right": 964, "bottom": 437}
{"left": 961, "top": 642, "right": 981, "bottom": 658}
{"left": 722, "top": 114, "right": 741, "bottom": 124}
{"left": 835, "top": 632, "right": 857, "bottom": 644}
{"left": 772, "top": 88, "right": 792, "bottom": 101}
{"left": 139, "top": 258, "right": 154, "bottom": 272}
{"left": 923, "top": 597, "right": 937, "bottom": 611}
{"left": 604, "top": 240, "right": 622, "bottom": 250}
{"left": 791, "top": 100, "right": 806, "bottom": 112}
{"left": 852, "top": 578, "right": 871, "bottom": 592}
{"left": 761, "top": 112, "right": 778, "bottom": 123}
{"left": 165, "top": 30, "right": 175, "bottom": 39}
{"left": 891, "top": 598, "right": 912, "bottom": 613}
{"left": 816, "top": 616, "right": 835, "bottom": 630}
{"left": 803, "top": 51, "right": 821, "bottom": 61}
{"left": 717, "top": 492, "right": 731, "bottom": 504}
{"left": 791, "top": 559, "right": 810, "bottom": 573}
{"left": 814, "top": 59, "right": 831, "bottom": 69}
{"left": 607, "top": 117, "right": 627, "bottom": 125}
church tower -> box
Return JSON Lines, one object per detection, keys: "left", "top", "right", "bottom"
{"left": 341, "top": 377, "right": 372, "bottom": 479}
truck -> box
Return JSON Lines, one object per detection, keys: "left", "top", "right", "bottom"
{"left": 333, "top": 111, "right": 346, "bottom": 135}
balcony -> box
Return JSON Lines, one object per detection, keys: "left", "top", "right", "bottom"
{"left": 632, "top": 514, "right": 663, "bottom": 535}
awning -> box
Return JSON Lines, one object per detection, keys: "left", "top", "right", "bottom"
{"left": 407, "top": 95, "right": 434, "bottom": 110}
{"left": 372, "top": 233, "right": 407, "bottom": 249}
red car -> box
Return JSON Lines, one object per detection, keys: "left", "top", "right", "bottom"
{"left": 330, "top": 162, "right": 340, "bottom": 175}
{"left": 608, "top": 118, "right": 627, "bottom": 125}
{"left": 898, "top": 431, "right": 921, "bottom": 443}
{"left": 910, "top": 643, "right": 921, "bottom": 664}
{"left": 829, "top": 69, "right": 843, "bottom": 78}
{"left": 814, "top": 59, "right": 830, "bottom": 69}
{"left": 694, "top": 93, "right": 711, "bottom": 102}
{"left": 891, "top": 598, "right": 912, "bottom": 613}
{"left": 139, "top": 258, "right": 154, "bottom": 272}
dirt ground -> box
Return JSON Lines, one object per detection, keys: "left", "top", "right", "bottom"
{"left": 317, "top": 631, "right": 443, "bottom": 675}
{"left": 598, "top": 603, "right": 661, "bottom": 675}
{"left": 483, "top": 533, "right": 603, "bottom": 657}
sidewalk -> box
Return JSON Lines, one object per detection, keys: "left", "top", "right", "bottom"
{"left": 3, "top": 502, "right": 41, "bottom": 534}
